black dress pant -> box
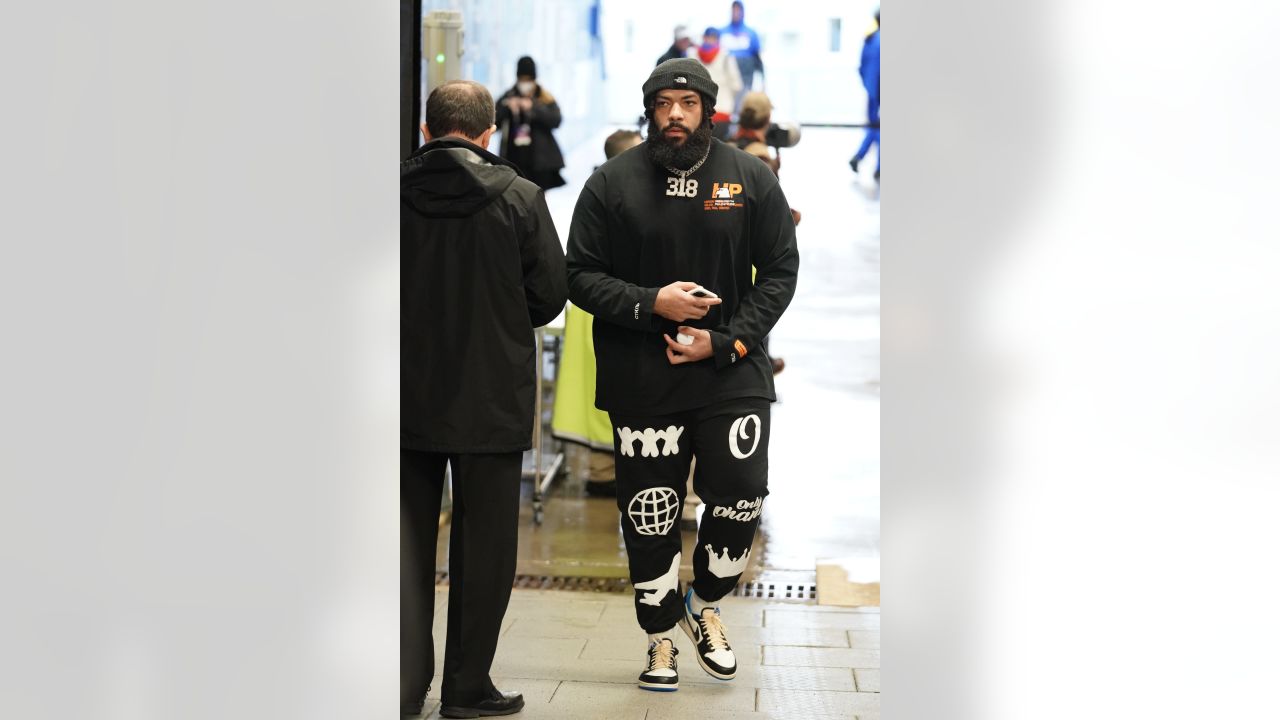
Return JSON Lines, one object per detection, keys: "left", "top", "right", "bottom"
{"left": 401, "top": 449, "right": 522, "bottom": 708}
{"left": 609, "top": 398, "right": 770, "bottom": 634}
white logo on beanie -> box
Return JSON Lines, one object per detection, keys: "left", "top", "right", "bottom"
{"left": 675, "top": 76, "right": 687, "bottom": 83}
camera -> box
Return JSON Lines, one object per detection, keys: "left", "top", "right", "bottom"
{"left": 764, "top": 122, "right": 801, "bottom": 148}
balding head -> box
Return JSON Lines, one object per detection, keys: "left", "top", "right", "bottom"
{"left": 424, "top": 80, "right": 496, "bottom": 142}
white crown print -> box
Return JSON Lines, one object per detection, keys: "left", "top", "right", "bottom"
{"left": 705, "top": 545, "right": 751, "bottom": 579}
{"left": 617, "top": 425, "right": 684, "bottom": 458}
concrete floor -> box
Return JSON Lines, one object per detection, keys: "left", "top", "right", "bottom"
{"left": 408, "top": 587, "right": 880, "bottom": 720}
{"left": 437, "top": 127, "right": 880, "bottom": 586}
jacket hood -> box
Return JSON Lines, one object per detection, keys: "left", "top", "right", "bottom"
{"left": 401, "top": 137, "right": 523, "bottom": 218}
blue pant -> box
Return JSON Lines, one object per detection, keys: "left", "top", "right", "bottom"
{"left": 854, "top": 96, "right": 880, "bottom": 172}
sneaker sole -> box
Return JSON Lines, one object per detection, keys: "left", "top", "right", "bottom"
{"left": 638, "top": 679, "right": 679, "bottom": 692}
{"left": 678, "top": 615, "right": 737, "bottom": 681}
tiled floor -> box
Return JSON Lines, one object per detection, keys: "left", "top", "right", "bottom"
{"left": 408, "top": 587, "right": 879, "bottom": 719}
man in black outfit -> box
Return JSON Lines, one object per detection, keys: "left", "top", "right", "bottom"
{"left": 566, "top": 58, "right": 798, "bottom": 692}
{"left": 656, "top": 25, "right": 695, "bottom": 66}
{"left": 401, "top": 79, "right": 567, "bottom": 718}
{"left": 495, "top": 56, "right": 567, "bottom": 190}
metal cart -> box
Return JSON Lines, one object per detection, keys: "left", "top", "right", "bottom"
{"left": 524, "top": 322, "right": 565, "bottom": 525}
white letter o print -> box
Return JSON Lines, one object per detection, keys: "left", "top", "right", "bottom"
{"left": 728, "top": 414, "right": 761, "bottom": 459}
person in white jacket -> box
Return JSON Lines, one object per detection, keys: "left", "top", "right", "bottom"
{"left": 687, "top": 27, "right": 742, "bottom": 139}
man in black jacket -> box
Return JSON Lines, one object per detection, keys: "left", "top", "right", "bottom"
{"left": 401, "top": 79, "right": 567, "bottom": 718}
{"left": 656, "top": 25, "right": 695, "bottom": 66}
{"left": 566, "top": 59, "right": 798, "bottom": 692}
{"left": 495, "top": 56, "right": 566, "bottom": 190}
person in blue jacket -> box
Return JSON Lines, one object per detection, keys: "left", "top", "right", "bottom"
{"left": 719, "top": 1, "right": 763, "bottom": 113}
{"left": 850, "top": 11, "right": 880, "bottom": 181}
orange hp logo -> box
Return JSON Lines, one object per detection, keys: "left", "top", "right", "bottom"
{"left": 711, "top": 182, "right": 742, "bottom": 198}
{"left": 705, "top": 181, "right": 745, "bottom": 211}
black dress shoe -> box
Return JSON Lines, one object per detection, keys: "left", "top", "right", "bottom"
{"left": 439, "top": 690, "right": 524, "bottom": 718}
{"left": 401, "top": 703, "right": 423, "bottom": 718}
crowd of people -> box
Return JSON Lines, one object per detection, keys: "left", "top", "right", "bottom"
{"left": 491, "top": 2, "right": 880, "bottom": 188}
{"left": 655, "top": 1, "right": 762, "bottom": 138}
{"left": 400, "top": 4, "right": 878, "bottom": 717}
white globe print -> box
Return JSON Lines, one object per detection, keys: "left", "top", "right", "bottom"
{"left": 628, "top": 487, "right": 679, "bottom": 536}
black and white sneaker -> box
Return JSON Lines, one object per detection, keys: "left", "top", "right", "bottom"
{"left": 678, "top": 589, "right": 737, "bottom": 680}
{"left": 638, "top": 638, "right": 679, "bottom": 692}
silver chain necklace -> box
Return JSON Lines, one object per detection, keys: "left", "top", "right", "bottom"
{"left": 664, "top": 142, "right": 711, "bottom": 179}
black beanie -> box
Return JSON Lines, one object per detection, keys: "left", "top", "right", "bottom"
{"left": 643, "top": 58, "right": 718, "bottom": 110}
{"left": 516, "top": 56, "right": 536, "bottom": 79}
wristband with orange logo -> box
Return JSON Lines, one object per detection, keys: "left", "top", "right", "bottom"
{"left": 733, "top": 339, "right": 748, "bottom": 357}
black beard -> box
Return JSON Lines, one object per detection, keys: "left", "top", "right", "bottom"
{"left": 645, "top": 116, "right": 714, "bottom": 171}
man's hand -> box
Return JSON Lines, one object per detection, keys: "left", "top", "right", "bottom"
{"left": 663, "top": 327, "right": 713, "bottom": 365}
{"left": 654, "top": 281, "right": 722, "bottom": 322}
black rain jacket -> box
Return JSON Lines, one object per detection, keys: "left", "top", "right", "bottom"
{"left": 495, "top": 85, "right": 566, "bottom": 182}
{"left": 401, "top": 137, "right": 567, "bottom": 453}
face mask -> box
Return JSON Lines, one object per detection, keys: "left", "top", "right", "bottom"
{"left": 518, "top": 81, "right": 535, "bottom": 96}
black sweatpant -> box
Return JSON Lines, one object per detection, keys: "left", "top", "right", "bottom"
{"left": 610, "top": 398, "right": 770, "bottom": 634}
{"left": 401, "top": 449, "right": 522, "bottom": 708}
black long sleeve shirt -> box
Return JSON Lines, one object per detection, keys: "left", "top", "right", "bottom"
{"left": 566, "top": 139, "right": 799, "bottom": 415}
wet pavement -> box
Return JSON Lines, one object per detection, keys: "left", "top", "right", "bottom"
{"left": 437, "top": 127, "right": 880, "bottom": 586}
